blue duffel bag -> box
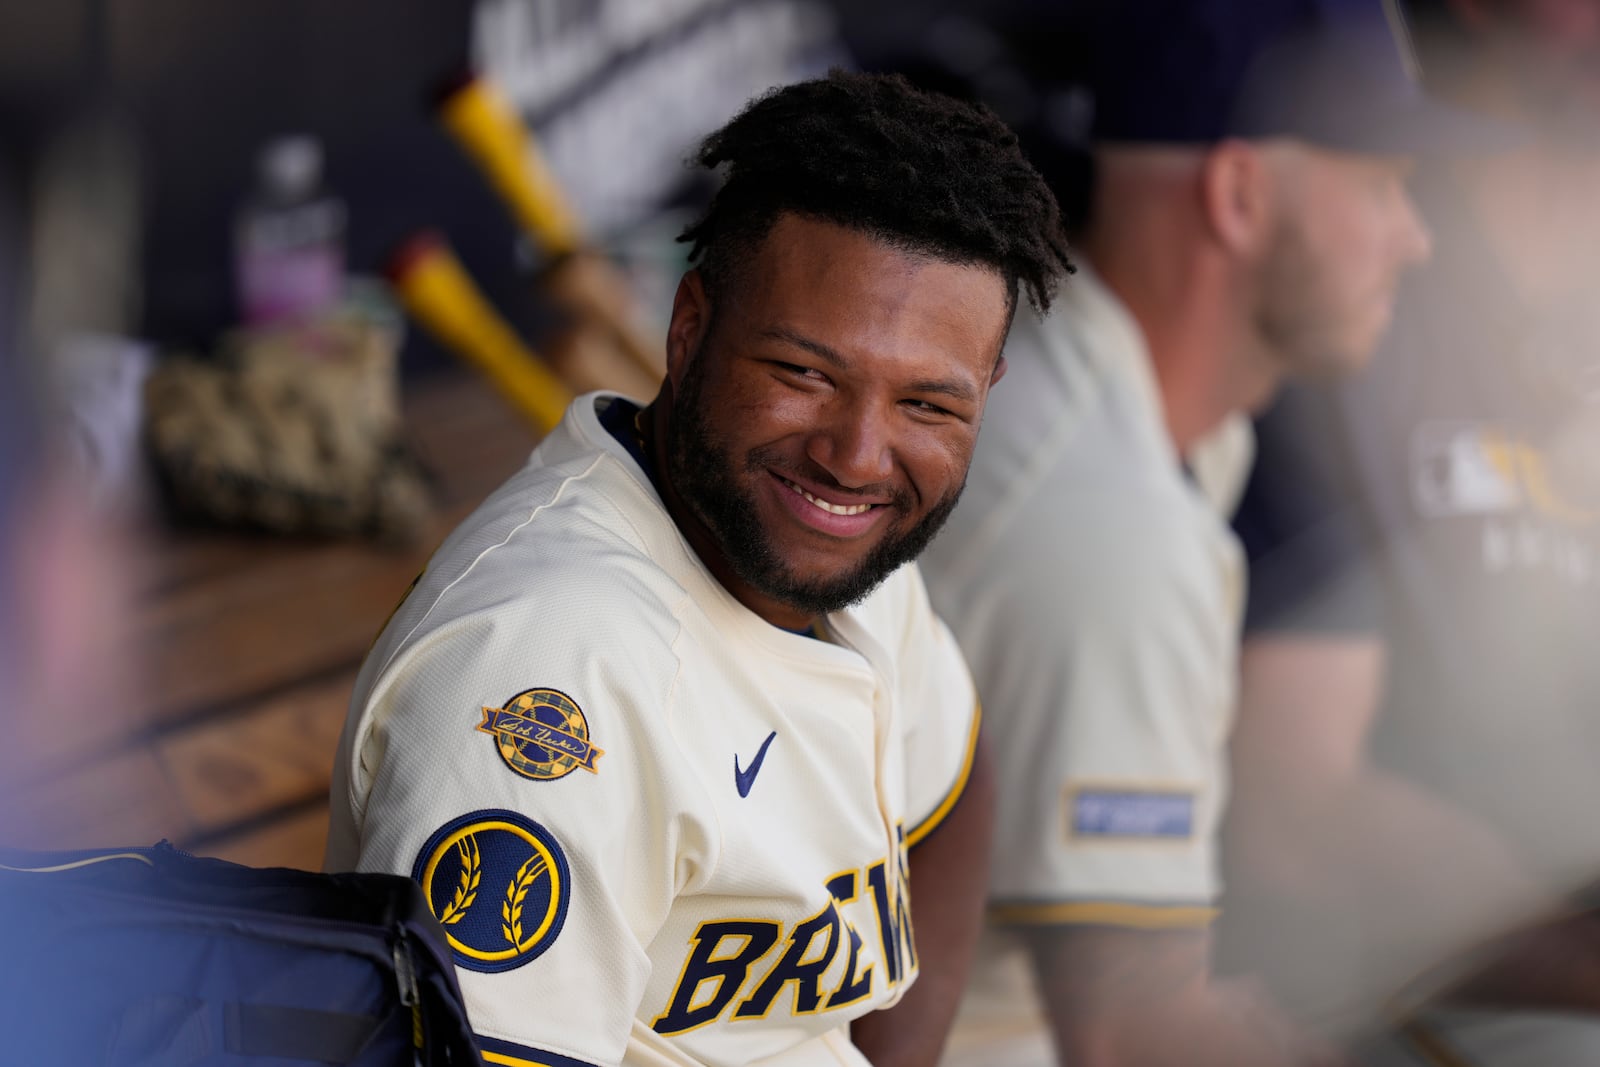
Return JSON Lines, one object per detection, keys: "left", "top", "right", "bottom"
{"left": 0, "top": 841, "right": 481, "bottom": 1065}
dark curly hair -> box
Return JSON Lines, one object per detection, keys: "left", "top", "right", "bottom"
{"left": 680, "top": 69, "right": 1073, "bottom": 320}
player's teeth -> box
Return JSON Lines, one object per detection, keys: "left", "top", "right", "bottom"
{"left": 784, "top": 478, "right": 872, "bottom": 516}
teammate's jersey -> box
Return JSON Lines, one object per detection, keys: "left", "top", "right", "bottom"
{"left": 325, "top": 393, "right": 980, "bottom": 1067}
{"left": 922, "top": 266, "right": 1248, "bottom": 928}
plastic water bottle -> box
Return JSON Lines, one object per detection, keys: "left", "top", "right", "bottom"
{"left": 234, "top": 135, "right": 346, "bottom": 326}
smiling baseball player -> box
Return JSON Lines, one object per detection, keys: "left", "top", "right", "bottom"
{"left": 324, "top": 71, "right": 1073, "bottom": 1067}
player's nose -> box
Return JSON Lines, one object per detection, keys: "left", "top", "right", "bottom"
{"left": 806, "top": 402, "right": 894, "bottom": 490}
{"left": 1395, "top": 191, "right": 1432, "bottom": 266}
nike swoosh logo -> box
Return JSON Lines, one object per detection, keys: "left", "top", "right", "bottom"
{"left": 734, "top": 731, "right": 778, "bottom": 798}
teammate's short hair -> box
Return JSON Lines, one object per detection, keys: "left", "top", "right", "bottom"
{"left": 679, "top": 68, "right": 1073, "bottom": 319}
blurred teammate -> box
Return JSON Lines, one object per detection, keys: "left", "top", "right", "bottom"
{"left": 0, "top": 137, "right": 33, "bottom": 725}
{"left": 0, "top": 122, "right": 139, "bottom": 802}
{"left": 1228, "top": 0, "right": 1600, "bottom": 1061}
{"left": 922, "top": 3, "right": 1459, "bottom": 1064}
{"left": 325, "top": 71, "right": 1074, "bottom": 1067}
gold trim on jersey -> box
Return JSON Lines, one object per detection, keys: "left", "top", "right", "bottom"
{"left": 990, "top": 900, "right": 1218, "bottom": 929}
{"left": 478, "top": 1044, "right": 598, "bottom": 1067}
{"left": 906, "top": 700, "right": 982, "bottom": 849}
{"left": 482, "top": 1053, "right": 552, "bottom": 1067}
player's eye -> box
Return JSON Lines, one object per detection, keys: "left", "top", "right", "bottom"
{"left": 772, "top": 361, "right": 828, "bottom": 383}
{"left": 903, "top": 398, "right": 955, "bottom": 419}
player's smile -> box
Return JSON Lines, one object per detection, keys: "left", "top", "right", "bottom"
{"left": 655, "top": 212, "right": 1012, "bottom": 630}
{"left": 767, "top": 469, "right": 892, "bottom": 537}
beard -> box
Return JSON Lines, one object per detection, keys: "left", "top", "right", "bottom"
{"left": 1255, "top": 216, "right": 1381, "bottom": 381}
{"left": 1257, "top": 230, "right": 1337, "bottom": 376}
{"left": 666, "top": 350, "right": 965, "bottom": 620}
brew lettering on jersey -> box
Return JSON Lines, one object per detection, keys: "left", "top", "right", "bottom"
{"left": 651, "top": 829, "right": 916, "bottom": 1036}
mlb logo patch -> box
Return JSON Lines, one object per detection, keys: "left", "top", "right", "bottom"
{"left": 1412, "top": 423, "right": 1520, "bottom": 518}
{"left": 1068, "top": 787, "right": 1195, "bottom": 840}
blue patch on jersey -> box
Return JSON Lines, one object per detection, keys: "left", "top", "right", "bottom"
{"left": 1071, "top": 789, "right": 1195, "bottom": 839}
{"left": 412, "top": 809, "right": 570, "bottom": 973}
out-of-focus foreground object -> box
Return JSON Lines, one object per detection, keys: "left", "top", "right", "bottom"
{"left": 0, "top": 841, "right": 482, "bottom": 1065}
{"left": 1223, "top": 0, "right": 1600, "bottom": 1062}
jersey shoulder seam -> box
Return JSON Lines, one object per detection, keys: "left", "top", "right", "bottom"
{"left": 373, "top": 452, "right": 610, "bottom": 681}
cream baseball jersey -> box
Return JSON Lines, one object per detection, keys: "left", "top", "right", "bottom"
{"left": 325, "top": 393, "right": 980, "bottom": 1067}
{"left": 922, "top": 268, "right": 1248, "bottom": 931}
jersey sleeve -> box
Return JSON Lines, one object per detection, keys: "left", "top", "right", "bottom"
{"left": 894, "top": 565, "right": 982, "bottom": 849}
{"left": 340, "top": 559, "right": 710, "bottom": 1067}
{"left": 956, "top": 509, "right": 1235, "bottom": 930}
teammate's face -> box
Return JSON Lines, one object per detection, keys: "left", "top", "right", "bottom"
{"left": 662, "top": 213, "right": 1011, "bottom": 630}
{"left": 1255, "top": 146, "right": 1432, "bottom": 378}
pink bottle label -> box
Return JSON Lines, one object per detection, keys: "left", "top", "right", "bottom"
{"left": 238, "top": 246, "right": 344, "bottom": 325}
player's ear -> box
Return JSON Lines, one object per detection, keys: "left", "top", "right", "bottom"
{"left": 989, "top": 354, "right": 1008, "bottom": 388}
{"left": 1201, "top": 139, "right": 1275, "bottom": 259}
{"left": 665, "top": 269, "right": 712, "bottom": 390}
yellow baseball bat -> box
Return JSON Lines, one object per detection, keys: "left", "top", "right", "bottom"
{"left": 436, "top": 76, "right": 583, "bottom": 258}
{"left": 388, "top": 232, "right": 571, "bottom": 433}
{"left": 436, "top": 75, "right": 665, "bottom": 387}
